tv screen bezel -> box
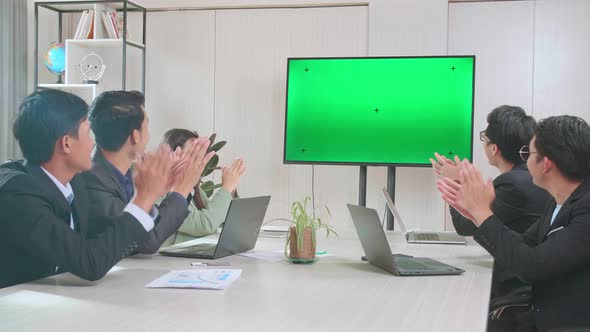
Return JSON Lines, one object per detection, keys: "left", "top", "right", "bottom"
{"left": 282, "top": 55, "right": 476, "bottom": 167}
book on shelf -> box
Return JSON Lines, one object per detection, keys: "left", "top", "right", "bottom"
{"left": 73, "top": 8, "right": 124, "bottom": 40}
{"left": 101, "top": 9, "right": 121, "bottom": 39}
{"left": 109, "top": 11, "right": 121, "bottom": 38}
{"left": 73, "top": 10, "right": 85, "bottom": 39}
{"left": 100, "top": 10, "right": 116, "bottom": 38}
{"left": 74, "top": 9, "right": 94, "bottom": 39}
{"left": 87, "top": 11, "right": 95, "bottom": 39}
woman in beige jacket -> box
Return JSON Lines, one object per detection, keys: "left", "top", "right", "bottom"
{"left": 160, "top": 128, "right": 246, "bottom": 247}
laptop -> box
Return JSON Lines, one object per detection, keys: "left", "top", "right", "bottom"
{"left": 382, "top": 188, "right": 466, "bottom": 245}
{"left": 347, "top": 204, "right": 464, "bottom": 276}
{"left": 159, "top": 196, "right": 271, "bottom": 259}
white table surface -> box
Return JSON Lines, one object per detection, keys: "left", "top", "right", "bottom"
{"left": 0, "top": 232, "right": 493, "bottom": 332}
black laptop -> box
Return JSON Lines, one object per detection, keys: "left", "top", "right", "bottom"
{"left": 347, "top": 204, "right": 464, "bottom": 276}
{"left": 159, "top": 196, "right": 271, "bottom": 259}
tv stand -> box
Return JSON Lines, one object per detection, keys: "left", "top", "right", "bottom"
{"left": 358, "top": 166, "right": 367, "bottom": 206}
{"left": 358, "top": 166, "right": 396, "bottom": 230}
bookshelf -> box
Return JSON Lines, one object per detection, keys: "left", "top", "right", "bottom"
{"left": 34, "top": 0, "right": 146, "bottom": 102}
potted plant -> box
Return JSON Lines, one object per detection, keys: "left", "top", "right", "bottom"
{"left": 194, "top": 133, "right": 227, "bottom": 209}
{"left": 273, "top": 196, "right": 338, "bottom": 263}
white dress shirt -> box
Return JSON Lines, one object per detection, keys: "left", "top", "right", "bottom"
{"left": 550, "top": 204, "right": 563, "bottom": 226}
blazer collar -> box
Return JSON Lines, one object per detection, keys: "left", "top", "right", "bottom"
{"left": 566, "top": 177, "right": 590, "bottom": 202}
{"left": 545, "top": 177, "right": 590, "bottom": 235}
{"left": 91, "top": 148, "right": 130, "bottom": 202}
{"left": 512, "top": 163, "right": 528, "bottom": 172}
{"left": 23, "top": 161, "right": 72, "bottom": 213}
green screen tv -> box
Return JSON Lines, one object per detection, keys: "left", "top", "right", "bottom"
{"left": 284, "top": 56, "right": 475, "bottom": 166}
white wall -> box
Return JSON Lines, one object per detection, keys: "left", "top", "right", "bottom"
{"left": 367, "top": 0, "right": 450, "bottom": 232}
{"left": 145, "top": 11, "right": 216, "bottom": 146}
{"left": 533, "top": 0, "right": 590, "bottom": 120}
{"left": 214, "top": 7, "right": 368, "bottom": 231}
{"left": 447, "top": 0, "right": 535, "bottom": 229}
{"left": 448, "top": 1, "right": 535, "bottom": 179}
{"left": 146, "top": 6, "right": 368, "bottom": 232}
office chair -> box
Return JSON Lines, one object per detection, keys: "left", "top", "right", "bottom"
{"left": 489, "top": 286, "right": 590, "bottom": 332}
{"left": 488, "top": 285, "right": 532, "bottom": 320}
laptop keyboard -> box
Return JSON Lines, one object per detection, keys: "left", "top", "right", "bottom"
{"left": 414, "top": 233, "right": 440, "bottom": 241}
{"left": 179, "top": 244, "right": 216, "bottom": 255}
{"left": 396, "top": 259, "right": 439, "bottom": 271}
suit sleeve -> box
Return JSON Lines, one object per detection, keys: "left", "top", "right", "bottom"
{"left": 450, "top": 207, "right": 477, "bottom": 236}
{"left": 521, "top": 217, "right": 541, "bottom": 247}
{"left": 136, "top": 193, "right": 189, "bottom": 254}
{"left": 490, "top": 177, "right": 527, "bottom": 229}
{"left": 83, "top": 171, "right": 128, "bottom": 236}
{"left": 473, "top": 208, "right": 590, "bottom": 283}
{"left": 1, "top": 175, "right": 149, "bottom": 281}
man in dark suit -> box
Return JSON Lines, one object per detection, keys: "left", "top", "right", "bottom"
{"left": 80, "top": 91, "right": 201, "bottom": 254}
{"left": 0, "top": 90, "right": 213, "bottom": 288}
{"left": 432, "top": 106, "right": 551, "bottom": 298}
{"left": 438, "top": 115, "right": 590, "bottom": 331}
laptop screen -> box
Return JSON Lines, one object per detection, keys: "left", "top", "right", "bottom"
{"left": 381, "top": 188, "right": 409, "bottom": 235}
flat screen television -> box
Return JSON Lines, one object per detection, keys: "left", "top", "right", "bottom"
{"left": 283, "top": 56, "right": 475, "bottom": 166}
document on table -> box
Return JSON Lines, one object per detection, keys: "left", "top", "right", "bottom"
{"left": 238, "top": 250, "right": 333, "bottom": 262}
{"left": 238, "top": 250, "right": 286, "bottom": 262}
{"left": 145, "top": 269, "right": 242, "bottom": 290}
{"left": 259, "top": 225, "right": 289, "bottom": 238}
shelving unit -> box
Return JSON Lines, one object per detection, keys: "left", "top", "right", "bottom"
{"left": 37, "top": 83, "right": 97, "bottom": 104}
{"left": 34, "top": 0, "right": 146, "bottom": 102}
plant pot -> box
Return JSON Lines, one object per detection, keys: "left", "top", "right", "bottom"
{"left": 289, "top": 227, "right": 316, "bottom": 260}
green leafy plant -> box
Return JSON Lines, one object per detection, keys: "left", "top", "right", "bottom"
{"left": 270, "top": 196, "right": 338, "bottom": 257}
{"left": 195, "top": 134, "right": 226, "bottom": 207}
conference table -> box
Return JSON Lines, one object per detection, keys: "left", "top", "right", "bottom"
{"left": 0, "top": 231, "right": 493, "bottom": 332}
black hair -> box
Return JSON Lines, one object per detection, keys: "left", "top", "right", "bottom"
{"left": 89, "top": 90, "right": 145, "bottom": 152}
{"left": 485, "top": 105, "right": 537, "bottom": 165}
{"left": 13, "top": 89, "right": 88, "bottom": 164}
{"left": 162, "top": 128, "right": 199, "bottom": 151}
{"left": 534, "top": 115, "right": 590, "bottom": 180}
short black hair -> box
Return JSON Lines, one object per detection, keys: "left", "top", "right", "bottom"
{"left": 162, "top": 128, "right": 199, "bottom": 150}
{"left": 89, "top": 90, "right": 145, "bottom": 152}
{"left": 13, "top": 89, "right": 88, "bottom": 164}
{"left": 534, "top": 115, "right": 590, "bottom": 180}
{"left": 485, "top": 105, "right": 537, "bottom": 165}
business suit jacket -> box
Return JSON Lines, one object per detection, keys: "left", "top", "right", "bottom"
{"left": 81, "top": 149, "right": 189, "bottom": 254}
{"left": 474, "top": 177, "right": 590, "bottom": 332}
{"left": 450, "top": 163, "right": 551, "bottom": 297}
{"left": 0, "top": 161, "right": 149, "bottom": 289}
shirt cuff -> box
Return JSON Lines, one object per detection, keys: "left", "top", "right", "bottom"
{"left": 168, "top": 192, "right": 189, "bottom": 206}
{"left": 124, "top": 203, "right": 157, "bottom": 232}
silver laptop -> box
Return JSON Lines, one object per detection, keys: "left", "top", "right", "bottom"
{"left": 159, "top": 196, "right": 271, "bottom": 259}
{"left": 347, "top": 204, "right": 464, "bottom": 276}
{"left": 382, "top": 188, "right": 466, "bottom": 245}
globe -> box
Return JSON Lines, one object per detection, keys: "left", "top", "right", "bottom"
{"left": 44, "top": 42, "right": 66, "bottom": 75}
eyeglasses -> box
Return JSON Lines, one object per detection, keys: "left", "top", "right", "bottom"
{"left": 519, "top": 145, "right": 538, "bottom": 161}
{"left": 479, "top": 130, "right": 489, "bottom": 142}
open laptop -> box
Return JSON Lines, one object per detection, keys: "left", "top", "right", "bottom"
{"left": 382, "top": 188, "right": 466, "bottom": 245}
{"left": 159, "top": 196, "right": 271, "bottom": 259}
{"left": 347, "top": 204, "right": 464, "bottom": 276}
